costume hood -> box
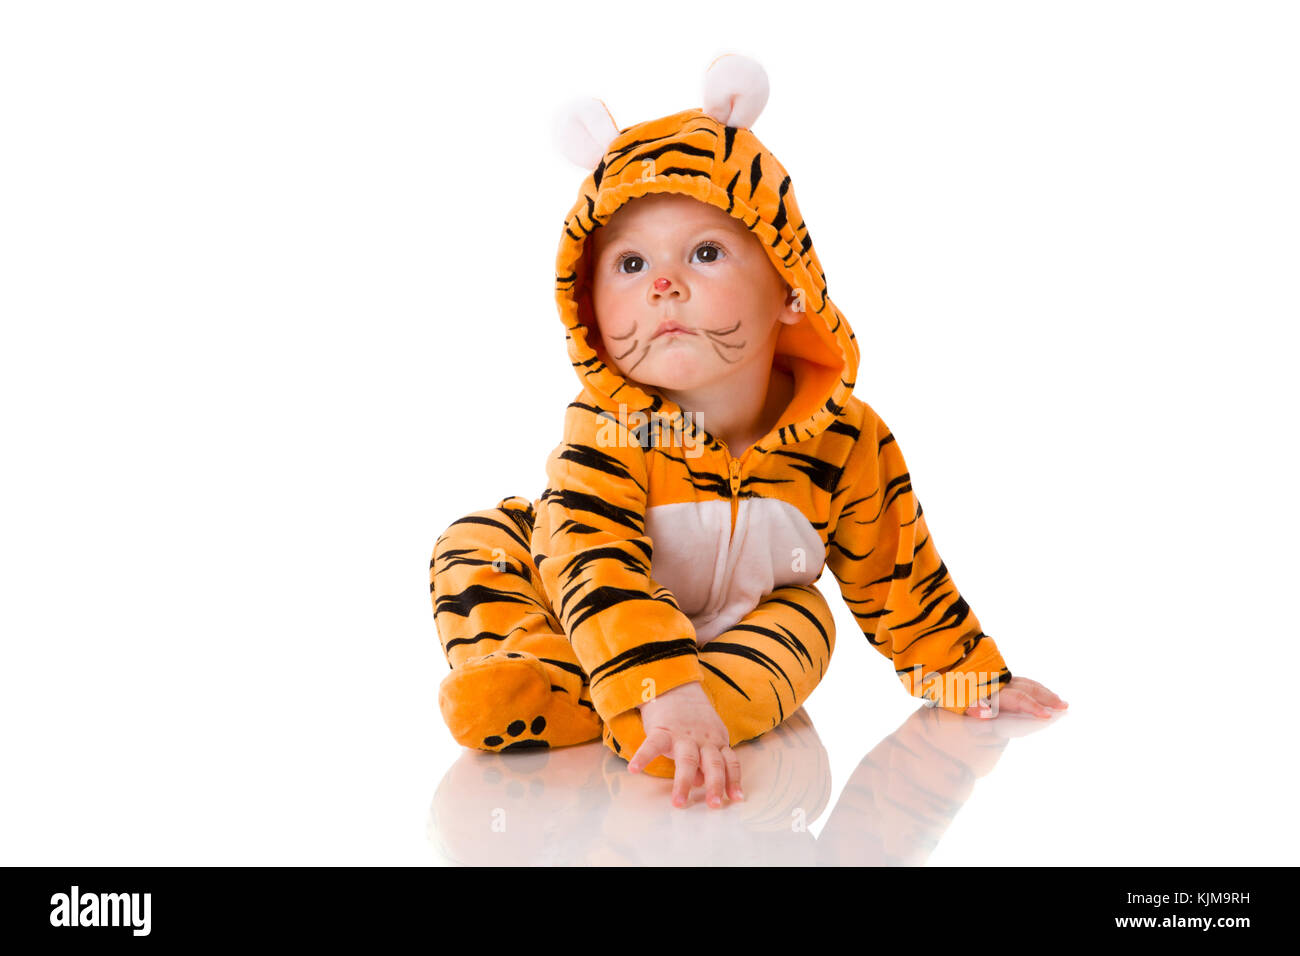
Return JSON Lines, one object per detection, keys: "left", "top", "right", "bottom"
{"left": 552, "top": 54, "right": 860, "bottom": 453}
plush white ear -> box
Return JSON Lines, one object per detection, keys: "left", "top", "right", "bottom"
{"left": 551, "top": 97, "right": 620, "bottom": 170}
{"left": 702, "top": 54, "right": 770, "bottom": 128}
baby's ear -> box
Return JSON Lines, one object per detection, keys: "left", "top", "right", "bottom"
{"left": 779, "top": 285, "right": 806, "bottom": 324}
{"left": 551, "top": 97, "right": 620, "bottom": 170}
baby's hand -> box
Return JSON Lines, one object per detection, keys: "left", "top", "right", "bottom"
{"left": 627, "top": 680, "right": 742, "bottom": 809}
{"left": 964, "top": 675, "right": 1068, "bottom": 719}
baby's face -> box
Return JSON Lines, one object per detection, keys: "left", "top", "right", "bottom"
{"left": 587, "top": 193, "right": 797, "bottom": 394}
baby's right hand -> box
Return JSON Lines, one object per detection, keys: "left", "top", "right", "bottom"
{"left": 628, "top": 680, "right": 743, "bottom": 809}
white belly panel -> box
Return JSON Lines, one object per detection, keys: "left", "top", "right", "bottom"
{"left": 645, "top": 497, "right": 824, "bottom": 645}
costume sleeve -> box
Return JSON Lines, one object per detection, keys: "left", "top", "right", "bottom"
{"left": 531, "top": 395, "right": 705, "bottom": 720}
{"left": 825, "top": 406, "right": 1012, "bottom": 714}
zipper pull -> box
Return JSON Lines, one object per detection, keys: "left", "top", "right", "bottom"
{"left": 728, "top": 458, "right": 741, "bottom": 496}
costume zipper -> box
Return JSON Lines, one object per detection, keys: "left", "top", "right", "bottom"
{"left": 708, "top": 443, "right": 749, "bottom": 633}
{"left": 722, "top": 445, "right": 743, "bottom": 544}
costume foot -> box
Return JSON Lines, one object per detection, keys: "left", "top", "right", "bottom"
{"left": 439, "top": 650, "right": 602, "bottom": 752}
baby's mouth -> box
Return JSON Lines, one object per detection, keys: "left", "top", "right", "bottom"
{"left": 652, "top": 320, "right": 695, "bottom": 340}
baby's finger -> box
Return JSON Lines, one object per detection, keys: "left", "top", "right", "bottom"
{"left": 698, "top": 744, "right": 727, "bottom": 809}
{"left": 1039, "top": 686, "right": 1069, "bottom": 708}
{"left": 1026, "top": 685, "right": 1068, "bottom": 710}
{"left": 1000, "top": 688, "right": 1053, "bottom": 718}
{"left": 1014, "top": 677, "right": 1069, "bottom": 707}
{"left": 670, "top": 739, "right": 701, "bottom": 808}
{"left": 722, "top": 746, "right": 744, "bottom": 801}
{"left": 627, "top": 728, "right": 671, "bottom": 774}
{"left": 1026, "top": 685, "right": 1068, "bottom": 712}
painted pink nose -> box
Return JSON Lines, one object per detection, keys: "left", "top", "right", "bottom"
{"left": 653, "top": 277, "right": 671, "bottom": 291}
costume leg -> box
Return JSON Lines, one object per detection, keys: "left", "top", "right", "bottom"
{"left": 431, "top": 495, "right": 603, "bottom": 751}
{"left": 600, "top": 583, "right": 836, "bottom": 778}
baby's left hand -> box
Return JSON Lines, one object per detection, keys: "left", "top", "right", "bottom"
{"left": 964, "top": 676, "right": 1067, "bottom": 719}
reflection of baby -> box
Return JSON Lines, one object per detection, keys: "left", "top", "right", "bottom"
{"left": 428, "top": 704, "right": 1037, "bottom": 865}
{"left": 429, "top": 54, "right": 1066, "bottom": 813}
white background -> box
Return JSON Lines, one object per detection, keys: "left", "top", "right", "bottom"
{"left": 2, "top": 0, "right": 1297, "bottom": 866}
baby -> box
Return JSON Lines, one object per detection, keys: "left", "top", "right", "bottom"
{"left": 431, "top": 55, "right": 1066, "bottom": 810}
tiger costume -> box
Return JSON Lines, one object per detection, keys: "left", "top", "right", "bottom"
{"left": 430, "top": 55, "right": 1012, "bottom": 779}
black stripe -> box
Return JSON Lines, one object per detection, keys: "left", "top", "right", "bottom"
{"left": 644, "top": 165, "right": 710, "bottom": 180}
{"left": 724, "top": 170, "right": 740, "bottom": 214}
{"left": 558, "top": 441, "right": 646, "bottom": 492}
{"left": 697, "top": 640, "right": 795, "bottom": 697}
{"left": 434, "top": 583, "right": 548, "bottom": 619}
{"left": 539, "top": 657, "right": 587, "bottom": 679}
{"left": 766, "top": 594, "right": 832, "bottom": 656}
{"left": 725, "top": 619, "right": 814, "bottom": 670}
{"left": 543, "top": 488, "right": 644, "bottom": 535}
{"left": 607, "top": 141, "right": 715, "bottom": 179}
{"left": 588, "top": 638, "right": 699, "bottom": 684}
{"left": 699, "top": 657, "right": 752, "bottom": 700}
{"left": 771, "top": 175, "right": 791, "bottom": 232}
{"left": 565, "top": 584, "right": 670, "bottom": 633}
{"left": 440, "top": 513, "right": 531, "bottom": 555}
{"left": 772, "top": 449, "right": 844, "bottom": 493}
{"left": 442, "top": 623, "right": 529, "bottom": 653}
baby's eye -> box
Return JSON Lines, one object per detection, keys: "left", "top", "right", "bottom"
{"left": 616, "top": 254, "right": 645, "bottom": 274}
{"left": 692, "top": 242, "right": 724, "bottom": 264}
